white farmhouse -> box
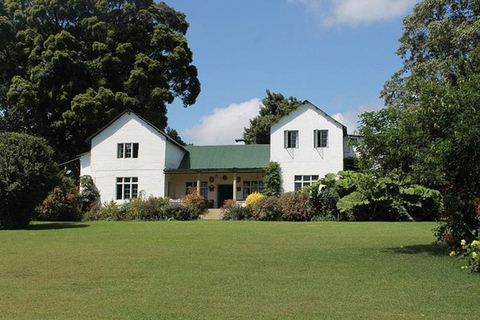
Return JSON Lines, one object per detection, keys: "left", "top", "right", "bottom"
{"left": 80, "top": 101, "right": 357, "bottom": 207}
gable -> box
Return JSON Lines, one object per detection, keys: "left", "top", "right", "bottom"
{"left": 91, "top": 112, "right": 164, "bottom": 148}
{"left": 271, "top": 102, "right": 346, "bottom": 136}
{"left": 87, "top": 110, "right": 187, "bottom": 151}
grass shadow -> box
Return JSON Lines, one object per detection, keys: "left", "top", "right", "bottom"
{"left": 29, "top": 222, "right": 90, "bottom": 231}
{"left": 385, "top": 243, "right": 449, "bottom": 256}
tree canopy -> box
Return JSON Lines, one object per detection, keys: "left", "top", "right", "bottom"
{"left": 0, "top": 132, "right": 59, "bottom": 229}
{"left": 356, "top": 0, "right": 480, "bottom": 247}
{"left": 0, "top": 0, "right": 200, "bottom": 162}
{"left": 243, "top": 90, "right": 301, "bottom": 144}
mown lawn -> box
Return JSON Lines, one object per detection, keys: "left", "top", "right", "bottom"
{"left": 0, "top": 221, "right": 477, "bottom": 319}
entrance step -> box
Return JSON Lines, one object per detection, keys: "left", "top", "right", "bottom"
{"left": 202, "top": 208, "right": 224, "bottom": 220}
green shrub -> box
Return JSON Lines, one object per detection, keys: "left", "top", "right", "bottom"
{"left": 400, "top": 185, "right": 442, "bottom": 221}
{"left": 307, "top": 171, "right": 443, "bottom": 222}
{"left": 84, "top": 197, "right": 202, "bottom": 221}
{"left": 90, "top": 201, "right": 128, "bottom": 221}
{"left": 222, "top": 200, "right": 251, "bottom": 220}
{"left": 435, "top": 190, "right": 479, "bottom": 250}
{"left": 78, "top": 175, "right": 100, "bottom": 213}
{"left": 126, "top": 196, "right": 170, "bottom": 220}
{"left": 36, "top": 176, "right": 81, "bottom": 221}
{"left": 251, "top": 196, "right": 282, "bottom": 221}
{"left": 307, "top": 181, "right": 342, "bottom": 221}
{"left": 263, "top": 161, "right": 282, "bottom": 196}
{"left": 0, "top": 132, "right": 60, "bottom": 229}
{"left": 279, "top": 191, "right": 313, "bottom": 221}
{"left": 162, "top": 202, "right": 189, "bottom": 220}
{"left": 335, "top": 173, "right": 412, "bottom": 221}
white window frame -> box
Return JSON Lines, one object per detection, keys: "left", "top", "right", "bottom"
{"left": 116, "top": 177, "right": 138, "bottom": 200}
{"left": 117, "top": 143, "right": 139, "bottom": 158}
{"left": 284, "top": 130, "right": 299, "bottom": 149}
{"left": 294, "top": 175, "right": 319, "bottom": 191}
{"left": 314, "top": 130, "right": 328, "bottom": 148}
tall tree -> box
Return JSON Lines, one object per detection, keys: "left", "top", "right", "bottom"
{"left": 0, "top": 132, "right": 60, "bottom": 229}
{"left": 357, "top": 0, "right": 480, "bottom": 248}
{"left": 243, "top": 90, "right": 300, "bottom": 144}
{"left": 165, "top": 126, "right": 186, "bottom": 146}
{"left": 0, "top": 0, "right": 200, "bottom": 162}
{"left": 382, "top": 0, "right": 480, "bottom": 106}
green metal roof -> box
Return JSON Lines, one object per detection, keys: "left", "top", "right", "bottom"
{"left": 173, "top": 145, "right": 270, "bottom": 171}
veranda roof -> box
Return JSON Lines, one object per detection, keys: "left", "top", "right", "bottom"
{"left": 167, "top": 145, "right": 270, "bottom": 172}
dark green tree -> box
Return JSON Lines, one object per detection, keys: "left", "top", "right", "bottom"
{"left": 243, "top": 90, "right": 301, "bottom": 144}
{"left": 356, "top": 0, "right": 480, "bottom": 248}
{"left": 0, "top": 132, "right": 60, "bottom": 229}
{"left": 0, "top": 0, "right": 200, "bottom": 163}
{"left": 165, "top": 126, "right": 186, "bottom": 146}
{"left": 263, "top": 161, "right": 282, "bottom": 196}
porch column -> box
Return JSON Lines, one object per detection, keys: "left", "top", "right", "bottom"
{"left": 196, "top": 173, "right": 201, "bottom": 195}
{"left": 232, "top": 172, "right": 237, "bottom": 201}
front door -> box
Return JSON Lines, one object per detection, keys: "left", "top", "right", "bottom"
{"left": 217, "top": 184, "right": 233, "bottom": 208}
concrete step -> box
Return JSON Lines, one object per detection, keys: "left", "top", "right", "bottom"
{"left": 201, "top": 208, "right": 224, "bottom": 220}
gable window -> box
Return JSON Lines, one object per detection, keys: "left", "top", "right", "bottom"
{"left": 314, "top": 130, "right": 328, "bottom": 148}
{"left": 186, "top": 181, "right": 208, "bottom": 199}
{"left": 117, "top": 143, "right": 139, "bottom": 158}
{"left": 116, "top": 177, "right": 138, "bottom": 200}
{"left": 284, "top": 130, "right": 299, "bottom": 148}
{"left": 243, "top": 181, "right": 264, "bottom": 199}
{"left": 294, "top": 175, "right": 319, "bottom": 191}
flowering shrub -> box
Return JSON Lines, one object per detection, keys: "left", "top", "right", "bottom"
{"left": 180, "top": 190, "right": 207, "bottom": 219}
{"left": 245, "top": 192, "right": 264, "bottom": 207}
{"left": 36, "top": 177, "right": 81, "bottom": 221}
{"left": 454, "top": 239, "right": 480, "bottom": 273}
{"left": 279, "top": 191, "right": 313, "bottom": 221}
{"left": 250, "top": 196, "right": 282, "bottom": 221}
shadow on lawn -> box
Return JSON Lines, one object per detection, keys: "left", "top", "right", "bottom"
{"left": 29, "top": 222, "right": 90, "bottom": 231}
{"left": 385, "top": 243, "right": 448, "bottom": 256}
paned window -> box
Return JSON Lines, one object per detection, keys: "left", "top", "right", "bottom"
{"left": 314, "top": 130, "right": 328, "bottom": 148}
{"left": 116, "top": 177, "right": 138, "bottom": 200}
{"left": 284, "top": 130, "right": 299, "bottom": 149}
{"left": 186, "top": 181, "right": 208, "bottom": 199}
{"left": 117, "top": 143, "right": 139, "bottom": 158}
{"left": 243, "top": 181, "right": 265, "bottom": 199}
{"left": 294, "top": 175, "right": 319, "bottom": 191}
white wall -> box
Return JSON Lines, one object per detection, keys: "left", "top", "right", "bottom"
{"left": 81, "top": 112, "right": 186, "bottom": 203}
{"left": 270, "top": 103, "right": 346, "bottom": 192}
{"left": 80, "top": 153, "right": 91, "bottom": 176}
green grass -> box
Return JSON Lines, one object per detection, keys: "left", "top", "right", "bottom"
{"left": 0, "top": 221, "right": 477, "bottom": 319}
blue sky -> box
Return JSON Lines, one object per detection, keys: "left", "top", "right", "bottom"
{"left": 165, "top": 0, "right": 420, "bottom": 145}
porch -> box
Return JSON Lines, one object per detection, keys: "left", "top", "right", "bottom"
{"left": 165, "top": 170, "right": 264, "bottom": 208}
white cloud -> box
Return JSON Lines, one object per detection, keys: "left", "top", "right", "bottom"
{"left": 288, "top": 0, "right": 418, "bottom": 27}
{"left": 331, "top": 101, "right": 383, "bottom": 134}
{"left": 183, "top": 98, "right": 262, "bottom": 145}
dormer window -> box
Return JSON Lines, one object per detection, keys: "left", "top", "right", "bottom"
{"left": 314, "top": 130, "right": 328, "bottom": 148}
{"left": 117, "top": 143, "right": 139, "bottom": 158}
{"left": 284, "top": 130, "right": 299, "bottom": 149}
